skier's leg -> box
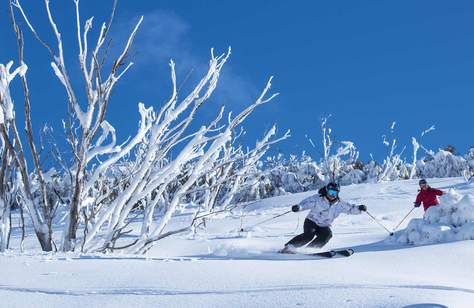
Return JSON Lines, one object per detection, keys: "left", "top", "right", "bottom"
{"left": 284, "top": 219, "right": 318, "bottom": 248}
{"left": 307, "top": 226, "right": 332, "bottom": 248}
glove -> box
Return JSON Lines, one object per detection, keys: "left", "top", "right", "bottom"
{"left": 414, "top": 203, "right": 421, "bottom": 208}
{"left": 358, "top": 204, "right": 367, "bottom": 212}
{"left": 291, "top": 205, "right": 300, "bottom": 212}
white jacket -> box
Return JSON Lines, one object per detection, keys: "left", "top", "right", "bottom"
{"left": 298, "top": 194, "right": 362, "bottom": 227}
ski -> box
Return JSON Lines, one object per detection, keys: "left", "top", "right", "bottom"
{"left": 309, "top": 248, "right": 354, "bottom": 258}
{"left": 278, "top": 248, "right": 354, "bottom": 258}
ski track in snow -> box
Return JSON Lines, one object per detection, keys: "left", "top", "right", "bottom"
{"left": 0, "top": 283, "right": 473, "bottom": 296}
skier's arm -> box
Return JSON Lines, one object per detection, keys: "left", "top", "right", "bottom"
{"left": 432, "top": 188, "right": 443, "bottom": 196}
{"left": 338, "top": 200, "right": 363, "bottom": 215}
{"left": 414, "top": 192, "right": 422, "bottom": 207}
{"left": 297, "top": 195, "right": 322, "bottom": 211}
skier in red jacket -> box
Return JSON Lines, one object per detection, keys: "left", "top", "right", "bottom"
{"left": 414, "top": 179, "right": 443, "bottom": 211}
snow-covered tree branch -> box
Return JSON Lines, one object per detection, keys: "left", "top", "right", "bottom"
{"left": 8, "top": 0, "right": 287, "bottom": 254}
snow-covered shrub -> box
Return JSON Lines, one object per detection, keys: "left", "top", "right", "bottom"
{"left": 235, "top": 152, "right": 326, "bottom": 200}
{"left": 319, "top": 117, "right": 360, "bottom": 183}
{"left": 392, "top": 189, "right": 474, "bottom": 245}
{"left": 364, "top": 160, "right": 382, "bottom": 183}
{"left": 296, "top": 153, "right": 325, "bottom": 190}
{"left": 417, "top": 150, "right": 468, "bottom": 178}
{"left": 464, "top": 148, "right": 474, "bottom": 180}
{"left": 339, "top": 169, "right": 366, "bottom": 185}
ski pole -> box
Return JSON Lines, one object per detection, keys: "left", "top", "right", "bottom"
{"left": 240, "top": 210, "right": 292, "bottom": 232}
{"left": 393, "top": 207, "right": 416, "bottom": 232}
{"left": 365, "top": 210, "right": 394, "bottom": 236}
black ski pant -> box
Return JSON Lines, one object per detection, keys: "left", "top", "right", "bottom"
{"left": 285, "top": 219, "right": 332, "bottom": 248}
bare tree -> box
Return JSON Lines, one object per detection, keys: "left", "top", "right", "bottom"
{"left": 10, "top": 0, "right": 285, "bottom": 254}
{"left": 0, "top": 144, "right": 16, "bottom": 251}
{"left": 11, "top": 0, "right": 147, "bottom": 251}
{"left": 0, "top": 58, "right": 54, "bottom": 250}
{"left": 80, "top": 73, "right": 282, "bottom": 254}
{"left": 2, "top": 2, "right": 59, "bottom": 250}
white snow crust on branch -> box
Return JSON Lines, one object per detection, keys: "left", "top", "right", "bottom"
{"left": 421, "top": 125, "right": 435, "bottom": 137}
{"left": 409, "top": 137, "right": 419, "bottom": 179}
{"left": 70, "top": 43, "right": 283, "bottom": 254}
{"left": 318, "top": 116, "right": 360, "bottom": 184}
{"left": 0, "top": 61, "right": 28, "bottom": 124}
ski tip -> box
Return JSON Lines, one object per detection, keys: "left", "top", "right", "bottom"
{"left": 332, "top": 248, "right": 354, "bottom": 257}
{"left": 316, "top": 251, "right": 337, "bottom": 258}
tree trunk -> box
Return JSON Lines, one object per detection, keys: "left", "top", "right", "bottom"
{"left": 36, "top": 230, "right": 53, "bottom": 252}
{"left": 63, "top": 162, "right": 85, "bottom": 251}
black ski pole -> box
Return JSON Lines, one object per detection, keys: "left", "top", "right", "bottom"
{"left": 365, "top": 210, "right": 394, "bottom": 236}
{"left": 393, "top": 206, "right": 416, "bottom": 232}
{"left": 240, "top": 210, "right": 292, "bottom": 232}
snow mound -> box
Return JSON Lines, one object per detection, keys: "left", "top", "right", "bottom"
{"left": 209, "top": 237, "right": 267, "bottom": 257}
{"left": 392, "top": 189, "right": 474, "bottom": 245}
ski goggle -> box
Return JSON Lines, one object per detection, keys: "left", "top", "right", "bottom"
{"left": 327, "top": 189, "right": 339, "bottom": 197}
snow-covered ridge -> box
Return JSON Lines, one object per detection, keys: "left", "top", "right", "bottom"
{"left": 2, "top": 177, "right": 474, "bottom": 308}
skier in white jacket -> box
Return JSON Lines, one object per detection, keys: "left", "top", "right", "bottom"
{"left": 281, "top": 182, "right": 367, "bottom": 253}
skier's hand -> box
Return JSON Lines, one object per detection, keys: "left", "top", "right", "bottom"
{"left": 358, "top": 204, "right": 367, "bottom": 212}
{"left": 414, "top": 203, "right": 421, "bottom": 208}
{"left": 291, "top": 205, "right": 300, "bottom": 212}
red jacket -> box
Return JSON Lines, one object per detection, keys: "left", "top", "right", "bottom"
{"left": 415, "top": 187, "right": 443, "bottom": 211}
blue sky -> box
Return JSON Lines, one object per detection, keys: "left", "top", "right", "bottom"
{"left": 1, "top": 1, "right": 473, "bottom": 162}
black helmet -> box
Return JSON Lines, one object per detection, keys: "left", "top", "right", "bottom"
{"left": 318, "top": 182, "right": 340, "bottom": 198}
{"left": 324, "top": 182, "right": 340, "bottom": 199}
{"left": 419, "top": 179, "right": 427, "bottom": 185}
{"left": 326, "top": 182, "right": 340, "bottom": 192}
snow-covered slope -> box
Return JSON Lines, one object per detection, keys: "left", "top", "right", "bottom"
{"left": 1, "top": 178, "right": 473, "bottom": 307}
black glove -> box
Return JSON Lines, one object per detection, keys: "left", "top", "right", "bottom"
{"left": 358, "top": 204, "right": 367, "bottom": 212}
{"left": 414, "top": 203, "right": 421, "bottom": 208}
{"left": 291, "top": 205, "right": 300, "bottom": 212}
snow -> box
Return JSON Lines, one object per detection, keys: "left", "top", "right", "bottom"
{"left": 391, "top": 188, "right": 474, "bottom": 245}
{"left": 1, "top": 177, "right": 474, "bottom": 307}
